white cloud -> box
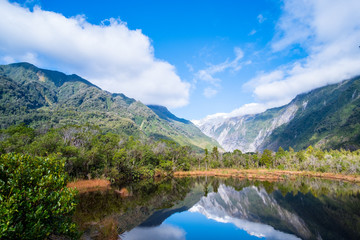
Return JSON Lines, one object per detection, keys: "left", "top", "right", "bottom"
{"left": 203, "top": 87, "right": 218, "bottom": 98}
{"left": 249, "top": 29, "right": 257, "bottom": 36}
{"left": 196, "top": 69, "right": 221, "bottom": 86}
{"left": 0, "top": 0, "right": 190, "bottom": 108}
{"left": 122, "top": 224, "right": 186, "bottom": 240}
{"left": 228, "top": 102, "right": 277, "bottom": 117}
{"left": 251, "top": 0, "right": 360, "bottom": 103}
{"left": 257, "top": 14, "right": 266, "bottom": 23}
{"left": 193, "top": 102, "right": 279, "bottom": 125}
{"left": 194, "top": 47, "right": 245, "bottom": 97}
{"left": 244, "top": 70, "right": 284, "bottom": 89}
{"left": 195, "top": 47, "right": 244, "bottom": 84}
{"left": 197, "top": 0, "right": 360, "bottom": 122}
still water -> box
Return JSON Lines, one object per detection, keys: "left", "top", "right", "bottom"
{"left": 74, "top": 177, "right": 360, "bottom": 240}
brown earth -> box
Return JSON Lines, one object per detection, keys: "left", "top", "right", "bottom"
{"left": 174, "top": 169, "right": 360, "bottom": 183}
{"left": 67, "top": 179, "right": 111, "bottom": 193}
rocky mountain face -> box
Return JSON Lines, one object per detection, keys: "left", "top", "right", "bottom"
{"left": 195, "top": 76, "right": 360, "bottom": 152}
{"left": 0, "top": 62, "right": 220, "bottom": 150}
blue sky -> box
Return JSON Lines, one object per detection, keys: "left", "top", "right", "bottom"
{"left": 1, "top": 0, "right": 360, "bottom": 120}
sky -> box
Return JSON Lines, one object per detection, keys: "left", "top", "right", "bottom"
{"left": 1, "top": 0, "right": 360, "bottom": 120}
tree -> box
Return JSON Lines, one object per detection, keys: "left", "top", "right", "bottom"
{"left": 204, "top": 148, "right": 209, "bottom": 170}
{"left": 260, "top": 149, "right": 273, "bottom": 168}
{"left": 210, "top": 146, "right": 220, "bottom": 168}
{"left": 275, "top": 147, "right": 286, "bottom": 164}
{"left": 296, "top": 150, "right": 306, "bottom": 162}
{"left": 289, "top": 146, "right": 295, "bottom": 153}
{"left": 0, "top": 153, "right": 78, "bottom": 239}
{"left": 306, "top": 145, "right": 314, "bottom": 154}
{"left": 276, "top": 146, "right": 285, "bottom": 156}
{"left": 0, "top": 124, "right": 35, "bottom": 154}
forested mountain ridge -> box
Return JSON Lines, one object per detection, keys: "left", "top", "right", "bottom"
{"left": 195, "top": 76, "right": 360, "bottom": 152}
{"left": 0, "top": 62, "right": 220, "bottom": 150}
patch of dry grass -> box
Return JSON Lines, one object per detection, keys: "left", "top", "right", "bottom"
{"left": 67, "top": 179, "right": 111, "bottom": 193}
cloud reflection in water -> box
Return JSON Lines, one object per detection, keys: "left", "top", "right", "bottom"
{"left": 122, "top": 223, "right": 186, "bottom": 240}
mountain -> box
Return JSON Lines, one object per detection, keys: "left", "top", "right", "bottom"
{"left": 146, "top": 105, "right": 220, "bottom": 150}
{"left": 195, "top": 76, "right": 360, "bottom": 152}
{"left": 0, "top": 62, "right": 221, "bottom": 150}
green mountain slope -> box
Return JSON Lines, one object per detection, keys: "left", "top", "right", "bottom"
{"left": 0, "top": 62, "right": 221, "bottom": 150}
{"left": 147, "top": 105, "right": 220, "bottom": 150}
{"left": 261, "top": 76, "right": 360, "bottom": 151}
{"left": 196, "top": 76, "right": 360, "bottom": 152}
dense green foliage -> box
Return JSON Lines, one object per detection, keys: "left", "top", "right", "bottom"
{"left": 1, "top": 124, "right": 359, "bottom": 177}
{"left": 0, "top": 153, "right": 77, "bottom": 239}
{"left": 0, "top": 62, "right": 220, "bottom": 151}
{"left": 220, "top": 146, "right": 360, "bottom": 174}
{"left": 0, "top": 124, "right": 201, "bottom": 181}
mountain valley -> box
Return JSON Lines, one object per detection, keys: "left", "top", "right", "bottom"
{"left": 195, "top": 76, "right": 360, "bottom": 152}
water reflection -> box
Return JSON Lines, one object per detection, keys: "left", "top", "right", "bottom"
{"left": 123, "top": 224, "right": 186, "bottom": 240}
{"left": 74, "top": 177, "right": 360, "bottom": 240}
{"left": 187, "top": 185, "right": 302, "bottom": 240}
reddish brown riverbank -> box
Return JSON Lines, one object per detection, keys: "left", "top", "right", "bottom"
{"left": 174, "top": 169, "right": 360, "bottom": 183}
{"left": 67, "top": 179, "right": 111, "bottom": 192}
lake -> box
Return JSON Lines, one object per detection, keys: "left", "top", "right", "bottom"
{"left": 74, "top": 176, "right": 360, "bottom": 240}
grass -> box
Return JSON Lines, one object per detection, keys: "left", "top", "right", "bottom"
{"left": 67, "top": 179, "right": 111, "bottom": 193}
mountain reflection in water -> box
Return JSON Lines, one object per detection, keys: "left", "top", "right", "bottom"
{"left": 74, "top": 177, "right": 360, "bottom": 240}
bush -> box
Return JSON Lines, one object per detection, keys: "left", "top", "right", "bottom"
{"left": 160, "top": 160, "right": 173, "bottom": 171}
{"left": 0, "top": 153, "right": 78, "bottom": 239}
{"left": 296, "top": 151, "right": 306, "bottom": 162}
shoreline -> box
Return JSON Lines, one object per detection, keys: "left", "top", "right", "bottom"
{"left": 66, "top": 169, "right": 360, "bottom": 192}
{"left": 174, "top": 169, "right": 360, "bottom": 183}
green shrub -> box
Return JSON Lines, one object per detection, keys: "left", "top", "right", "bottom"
{"left": 181, "top": 162, "right": 191, "bottom": 171}
{"left": 315, "top": 150, "right": 325, "bottom": 160}
{"left": 296, "top": 150, "right": 306, "bottom": 162}
{"left": 0, "top": 153, "right": 78, "bottom": 239}
{"left": 160, "top": 160, "right": 174, "bottom": 171}
{"left": 277, "top": 164, "right": 285, "bottom": 170}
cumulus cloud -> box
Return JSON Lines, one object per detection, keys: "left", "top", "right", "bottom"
{"left": 198, "top": 0, "right": 360, "bottom": 121}
{"left": 192, "top": 102, "right": 278, "bottom": 126}
{"left": 0, "top": 0, "right": 190, "bottom": 108}
{"left": 251, "top": 0, "right": 360, "bottom": 103}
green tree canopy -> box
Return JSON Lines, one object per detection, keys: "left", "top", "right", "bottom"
{"left": 260, "top": 149, "right": 273, "bottom": 168}
{"left": 0, "top": 153, "right": 78, "bottom": 239}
